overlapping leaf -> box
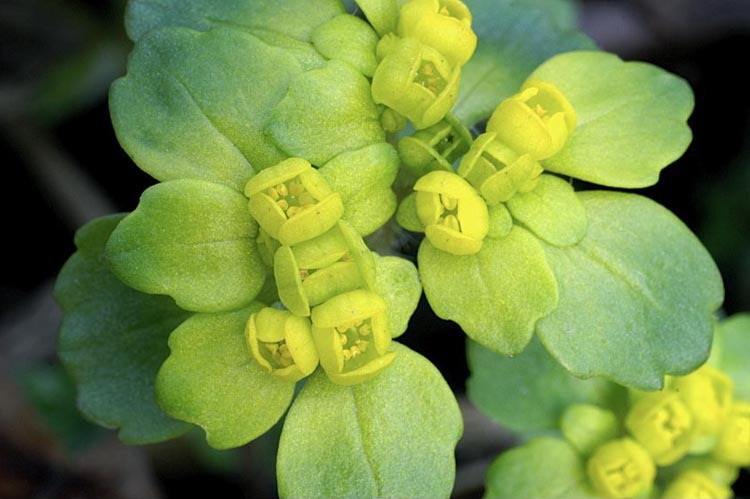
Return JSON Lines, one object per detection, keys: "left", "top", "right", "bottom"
{"left": 56, "top": 215, "right": 192, "bottom": 444}
{"left": 485, "top": 438, "right": 596, "bottom": 498}
{"left": 110, "top": 27, "right": 300, "bottom": 189}
{"left": 454, "top": 0, "right": 595, "bottom": 126}
{"left": 533, "top": 51, "right": 695, "bottom": 188}
{"left": 714, "top": 314, "right": 750, "bottom": 400}
{"left": 277, "top": 343, "right": 462, "bottom": 498}
{"left": 106, "top": 179, "right": 265, "bottom": 313}
{"left": 373, "top": 254, "right": 422, "bottom": 339}
{"left": 537, "top": 192, "right": 724, "bottom": 389}
{"left": 320, "top": 143, "right": 399, "bottom": 236}
{"left": 126, "top": 0, "right": 344, "bottom": 43}
{"left": 467, "top": 336, "right": 626, "bottom": 433}
{"left": 155, "top": 306, "right": 296, "bottom": 449}
{"left": 419, "top": 226, "right": 558, "bottom": 355}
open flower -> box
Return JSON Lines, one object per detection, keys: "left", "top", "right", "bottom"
{"left": 486, "top": 79, "right": 577, "bottom": 160}
{"left": 311, "top": 290, "right": 395, "bottom": 385}
{"left": 273, "top": 220, "right": 377, "bottom": 316}
{"left": 246, "top": 307, "right": 319, "bottom": 382}
{"left": 457, "top": 132, "right": 543, "bottom": 205}
{"left": 414, "top": 170, "right": 489, "bottom": 255}
{"left": 371, "top": 37, "right": 461, "bottom": 129}
{"left": 397, "top": 0, "right": 477, "bottom": 67}
{"left": 244, "top": 158, "right": 344, "bottom": 246}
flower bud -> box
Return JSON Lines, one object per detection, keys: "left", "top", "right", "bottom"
{"left": 244, "top": 158, "right": 344, "bottom": 246}
{"left": 457, "top": 132, "right": 543, "bottom": 205}
{"left": 712, "top": 401, "right": 750, "bottom": 467}
{"left": 414, "top": 170, "right": 489, "bottom": 255}
{"left": 625, "top": 391, "right": 695, "bottom": 466}
{"left": 560, "top": 404, "right": 620, "bottom": 456}
{"left": 662, "top": 470, "right": 733, "bottom": 499}
{"left": 371, "top": 37, "right": 460, "bottom": 129}
{"left": 486, "top": 79, "right": 576, "bottom": 160}
{"left": 587, "top": 438, "right": 656, "bottom": 499}
{"left": 669, "top": 366, "right": 734, "bottom": 441}
{"left": 311, "top": 290, "right": 395, "bottom": 385}
{"left": 246, "top": 307, "right": 318, "bottom": 382}
{"left": 397, "top": 0, "right": 477, "bottom": 67}
{"left": 274, "top": 221, "right": 377, "bottom": 316}
{"left": 397, "top": 114, "right": 473, "bottom": 177}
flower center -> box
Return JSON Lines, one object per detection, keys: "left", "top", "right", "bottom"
{"left": 262, "top": 339, "right": 294, "bottom": 368}
{"left": 415, "top": 61, "right": 446, "bottom": 96}
{"left": 266, "top": 178, "right": 316, "bottom": 219}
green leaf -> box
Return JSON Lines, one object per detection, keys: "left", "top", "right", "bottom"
{"left": 320, "top": 143, "right": 398, "bottom": 236}
{"left": 373, "top": 254, "right": 422, "bottom": 339}
{"left": 126, "top": 0, "right": 344, "bottom": 43}
{"left": 532, "top": 51, "right": 695, "bottom": 188}
{"left": 106, "top": 180, "right": 265, "bottom": 313}
{"left": 715, "top": 314, "right": 750, "bottom": 401}
{"left": 312, "top": 14, "right": 379, "bottom": 77}
{"left": 454, "top": 0, "right": 595, "bottom": 126}
{"left": 110, "top": 27, "right": 302, "bottom": 190}
{"left": 354, "top": 0, "right": 398, "bottom": 36}
{"left": 266, "top": 60, "right": 385, "bottom": 166}
{"left": 395, "top": 192, "right": 424, "bottom": 232}
{"left": 506, "top": 174, "right": 587, "bottom": 247}
{"left": 419, "top": 226, "right": 558, "bottom": 355}
{"left": 537, "top": 192, "right": 724, "bottom": 389}
{"left": 156, "top": 306, "right": 296, "bottom": 449}
{"left": 509, "top": 0, "right": 579, "bottom": 30}
{"left": 55, "top": 215, "right": 192, "bottom": 444}
{"left": 485, "top": 438, "right": 596, "bottom": 498}
{"left": 277, "top": 343, "right": 462, "bottom": 499}
{"left": 487, "top": 203, "right": 513, "bottom": 239}
{"left": 467, "top": 336, "right": 626, "bottom": 433}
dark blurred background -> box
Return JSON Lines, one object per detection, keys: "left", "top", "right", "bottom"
{"left": 1, "top": 0, "right": 749, "bottom": 497}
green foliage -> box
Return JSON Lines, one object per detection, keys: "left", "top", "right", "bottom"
{"left": 485, "top": 438, "right": 596, "bottom": 498}
{"left": 505, "top": 174, "right": 586, "bottom": 247}
{"left": 714, "top": 314, "right": 750, "bottom": 400}
{"left": 110, "top": 27, "right": 300, "bottom": 189}
{"left": 56, "top": 215, "right": 192, "bottom": 444}
{"left": 537, "top": 192, "right": 724, "bottom": 389}
{"left": 319, "top": 143, "right": 399, "bottom": 236}
{"left": 373, "top": 254, "right": 422, "bottom": 339}
{"left": 454, "top": 0, "right": 595, "bottom": 126}
{"left": 125, "top": 0, "right": 344, "bottom": 42}
{"left": 277, "top": 343, "right": 462, "bottom": 499}
{"left": 533, "top": 51, "right": 694, "bottom": 188}
{"left": 266, "top": 60, "right": 384, "bottom": 165}
{"left": 106, "top": 180, "right": 266, "bottom": 313}
{"left": 419, "top": 226, "right": 558, "bottom": 354}
{"left": 155, "top": 306, "right": 296, "bottom": 449}
{"left": 467, "top": 337, "right": 626, "bottom": 433}
{"left": 54, "top": 0, "right": 735, "bottom": 496}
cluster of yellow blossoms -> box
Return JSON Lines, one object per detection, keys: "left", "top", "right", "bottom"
{"left": 242, "top": 158, "right": 394, "bottom": 385}
{"left": 564, "top": 366, "right": 749, "bottom": 498}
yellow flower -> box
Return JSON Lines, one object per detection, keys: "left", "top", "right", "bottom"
{"left": 244, "top": 158, "right": 344, "bottom": 246}
{"left": 246, "top": 307, "right": 319, "bottom": 382}
{"left": 414, "top": 170, "right": 489, "bottom": 255}
{"left": 311, "top": 290, "right": 394, "bottom": 385}
{"left": 486, "top": 79, "right": 576, "bottom": 160}
{"left": 587, "top": 438, "right": 656, "bottom": 499}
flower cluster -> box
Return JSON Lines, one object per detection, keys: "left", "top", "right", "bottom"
{"left": 398, "top": 78, "right": 576, "bottom": 255}
{"left": 244, "top": 158, "right": 395, "bottom": 385}
{"left": 565, "top": 365, "right": 749, "bottom": 498}
{"left": 371, "top": 0, "right": 477, "bottom": 130}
